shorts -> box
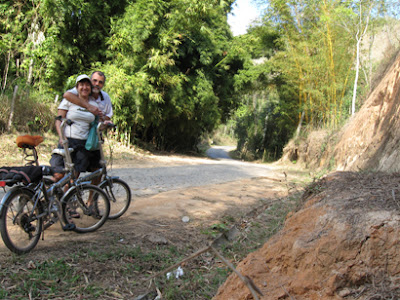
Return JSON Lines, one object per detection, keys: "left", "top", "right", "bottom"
{"left": 50, "top": 138, "right": 101, "bottom": 173}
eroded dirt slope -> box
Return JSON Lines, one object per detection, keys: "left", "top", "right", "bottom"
{"left": 214, "top": 172, "right": 400, "bottom": 299}
{"left": 281, "top": 52, "right": 400, "bottom": 173}
{"left": 331, "top": 53, "right": 400, "bottom": 172}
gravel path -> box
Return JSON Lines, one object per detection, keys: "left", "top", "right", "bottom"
{"left": 111, "top": 159, "right": 278, "bottom": 196}
{"left": 0, "top": 147, "right": 281, "bottom": 199}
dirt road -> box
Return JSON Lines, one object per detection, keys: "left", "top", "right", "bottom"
{"left": 0, "top": 151, "right": 306, "bottom": 255}
{"left": 112, "top": 156, "right": 284, "bottom": 196}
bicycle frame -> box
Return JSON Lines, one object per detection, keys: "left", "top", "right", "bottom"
{"left": 71, "top": 121, "right": 131, "bottom": 220}
{"left": 0, "top": 174, "right": 73, "bottom": 237}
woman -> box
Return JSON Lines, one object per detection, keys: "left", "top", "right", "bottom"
{"left": 50, "top": 74, "right": 101, "bottom": 216}
{"left": 51, "top": 74, "right": 101, "bottom": 175}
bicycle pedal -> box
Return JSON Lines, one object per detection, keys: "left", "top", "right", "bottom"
{"left": 62, "top": 223, "right": 76, "bottom": 231}
{"left": 24, "top": 225, "right": 36, "bottom": 233}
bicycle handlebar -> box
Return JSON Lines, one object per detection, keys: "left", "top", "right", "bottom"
{"left": 96, "top": 121, "right": 116, "bottom": 134}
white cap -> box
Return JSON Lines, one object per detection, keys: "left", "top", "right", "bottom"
{"left": 75, "top": 74, "right": 91, "bottom": 84}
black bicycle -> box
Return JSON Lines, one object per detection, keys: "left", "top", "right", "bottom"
{"left": 0, "top": 120, "right": 110, "bottom": 254}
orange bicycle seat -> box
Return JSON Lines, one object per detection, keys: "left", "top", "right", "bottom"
{"left": 16, "top": 135, "right": 44, "bottom": 148}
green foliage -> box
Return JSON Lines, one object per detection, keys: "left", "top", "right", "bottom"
{"left": 0, "top": 0, "right": 245, "bottom": 152}
{"left": 227, "top": 18, "right": 299, "bottom": 161}
{"left": 232, "top": 87, "right": 297, "bottom": 161}
{"left": 0, "top": 0, "right": 128, "bottom": 91}
{"left": 37, "top": 0, "right": 128, "bottom": 89}
{"left": 225, "top": 0, "right": 398, "bottom": 162}
{"left": 264, "top": 0, "right": 388, "bottom": 128}
{"left": 0, "top": 89, "right": 56, "bottom": 134}
{"left": 106, "top": 0, "right": 242, "bottom": 150}
{"left": 210, "top": 123, "right": 236, "bottom": 146}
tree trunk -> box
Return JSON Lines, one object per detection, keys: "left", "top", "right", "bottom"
{"left": 295, "top": 111, "right": 305, "bottom": 138}
{"left": 7, "top": 85, "right": 18, "bottom": 132}
{"left": 351, "top": 1, "right": 371, "bottom": 115}
{"left": 16, "top": 58, "right": 20, "bottom": 77}
{"left": 2, "top": 51, "right": 11, "bottom": 91}
{"left": 261, "top": 114, "right": 269, "bottom": 161}
{"left": 351, "top": 37, "right": 361, "bottom": 115}
{"left": 27, "top": 58, "right": 34, "bottom": 85}
{"left": 261, "top": 114, "right": 269, "bottom": 152}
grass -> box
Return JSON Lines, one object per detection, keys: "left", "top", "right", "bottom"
{"left": 0, "top": 130, "right": 144, "bottom": 168}
{"left": 0, "top": 190, "right": 305, "bottom": 299}
{"left": 0, "top": 258, "right": 99, "bottom": 299}
{"left": 0, "top": 131, "right": 58, "bottom": 167}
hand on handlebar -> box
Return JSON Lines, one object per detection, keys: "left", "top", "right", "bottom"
{"left": 103, "top": 120, "right": 114, "bottom": 126}
{"left": 98, "top": 120, "right": 115, "bottom": 131}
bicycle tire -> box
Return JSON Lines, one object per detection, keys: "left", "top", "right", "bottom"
{"left": 61, "top": 184, "right": 110, "bottom": 233}
{"left": 99, "top": 178, "right": 131, "bottom": 219}
{"left": 0, "top": 188, "right": 43, "bottom": 255}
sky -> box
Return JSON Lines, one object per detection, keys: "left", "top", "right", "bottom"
{"left": 227, "top": 0, "right": 262, "bottom": 36}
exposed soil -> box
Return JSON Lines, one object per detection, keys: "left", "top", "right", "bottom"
{"left": 215, "top": 171, "right": 400, "bottom": 300}
{"left": 227, "top": 40, "right": 400, "bottom": 300}
{"left": 2, "top": 152, "right": 399, "bottom": 299}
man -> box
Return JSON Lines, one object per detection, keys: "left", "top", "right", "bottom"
{"left": 63, "top": 71, "right": 113, "bottom": 120}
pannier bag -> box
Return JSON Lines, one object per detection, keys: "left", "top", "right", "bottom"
{"left": 0, "top": 166, "right": 51, "bottom": 186}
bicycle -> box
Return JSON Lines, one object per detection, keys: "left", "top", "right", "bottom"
{"left": 54, "top": 121, "right": 132, "bottom": 219}
{"left": 0, "top": 119, "right": 110, "bottom": 254}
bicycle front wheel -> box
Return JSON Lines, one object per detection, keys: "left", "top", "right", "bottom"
{"left": 0, "top": 188, "right": 43, "bottom": 255}
{"left": 62, "top": 184, "right": 110, "bottom": 233}
{"left": 100, "top": 178, "right": 131, "bottom": 219}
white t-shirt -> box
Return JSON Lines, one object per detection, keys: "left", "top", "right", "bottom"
{"left": 68, "top": 87, "right": 113, "bottom": 119}
{"left": 58, "top": 99, "right": 98, "bottom": 140}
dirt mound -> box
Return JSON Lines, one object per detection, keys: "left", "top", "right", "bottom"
{"left": 280, "top": 129, "right": 335, "bottom": 171}
{"left": 214, "top": 172, "right": 400, "bottom": 299}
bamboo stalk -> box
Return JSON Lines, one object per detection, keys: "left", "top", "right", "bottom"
{"left": 7, "top": 85, "right": 18, "bottom": 132}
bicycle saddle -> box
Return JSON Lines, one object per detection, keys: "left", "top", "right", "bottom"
{"left": 16, "top": 135, "right": 44, "bottom": 148}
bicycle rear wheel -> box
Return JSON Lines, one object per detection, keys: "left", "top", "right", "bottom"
{"left": 100, "top": 178, "right": 131, "bottom": 219}
{"left": 0, "top": 188, "right": 43, "bottom": 255}
{"left": 62, "top": 184, "right": 110, "bottom": 233}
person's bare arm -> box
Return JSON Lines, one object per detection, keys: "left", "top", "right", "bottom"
{"left": 55, "top": 109, "right": 67, "bottom": 145}
{"left": 63, "top": 91, "right": 103, "bottom": 116}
